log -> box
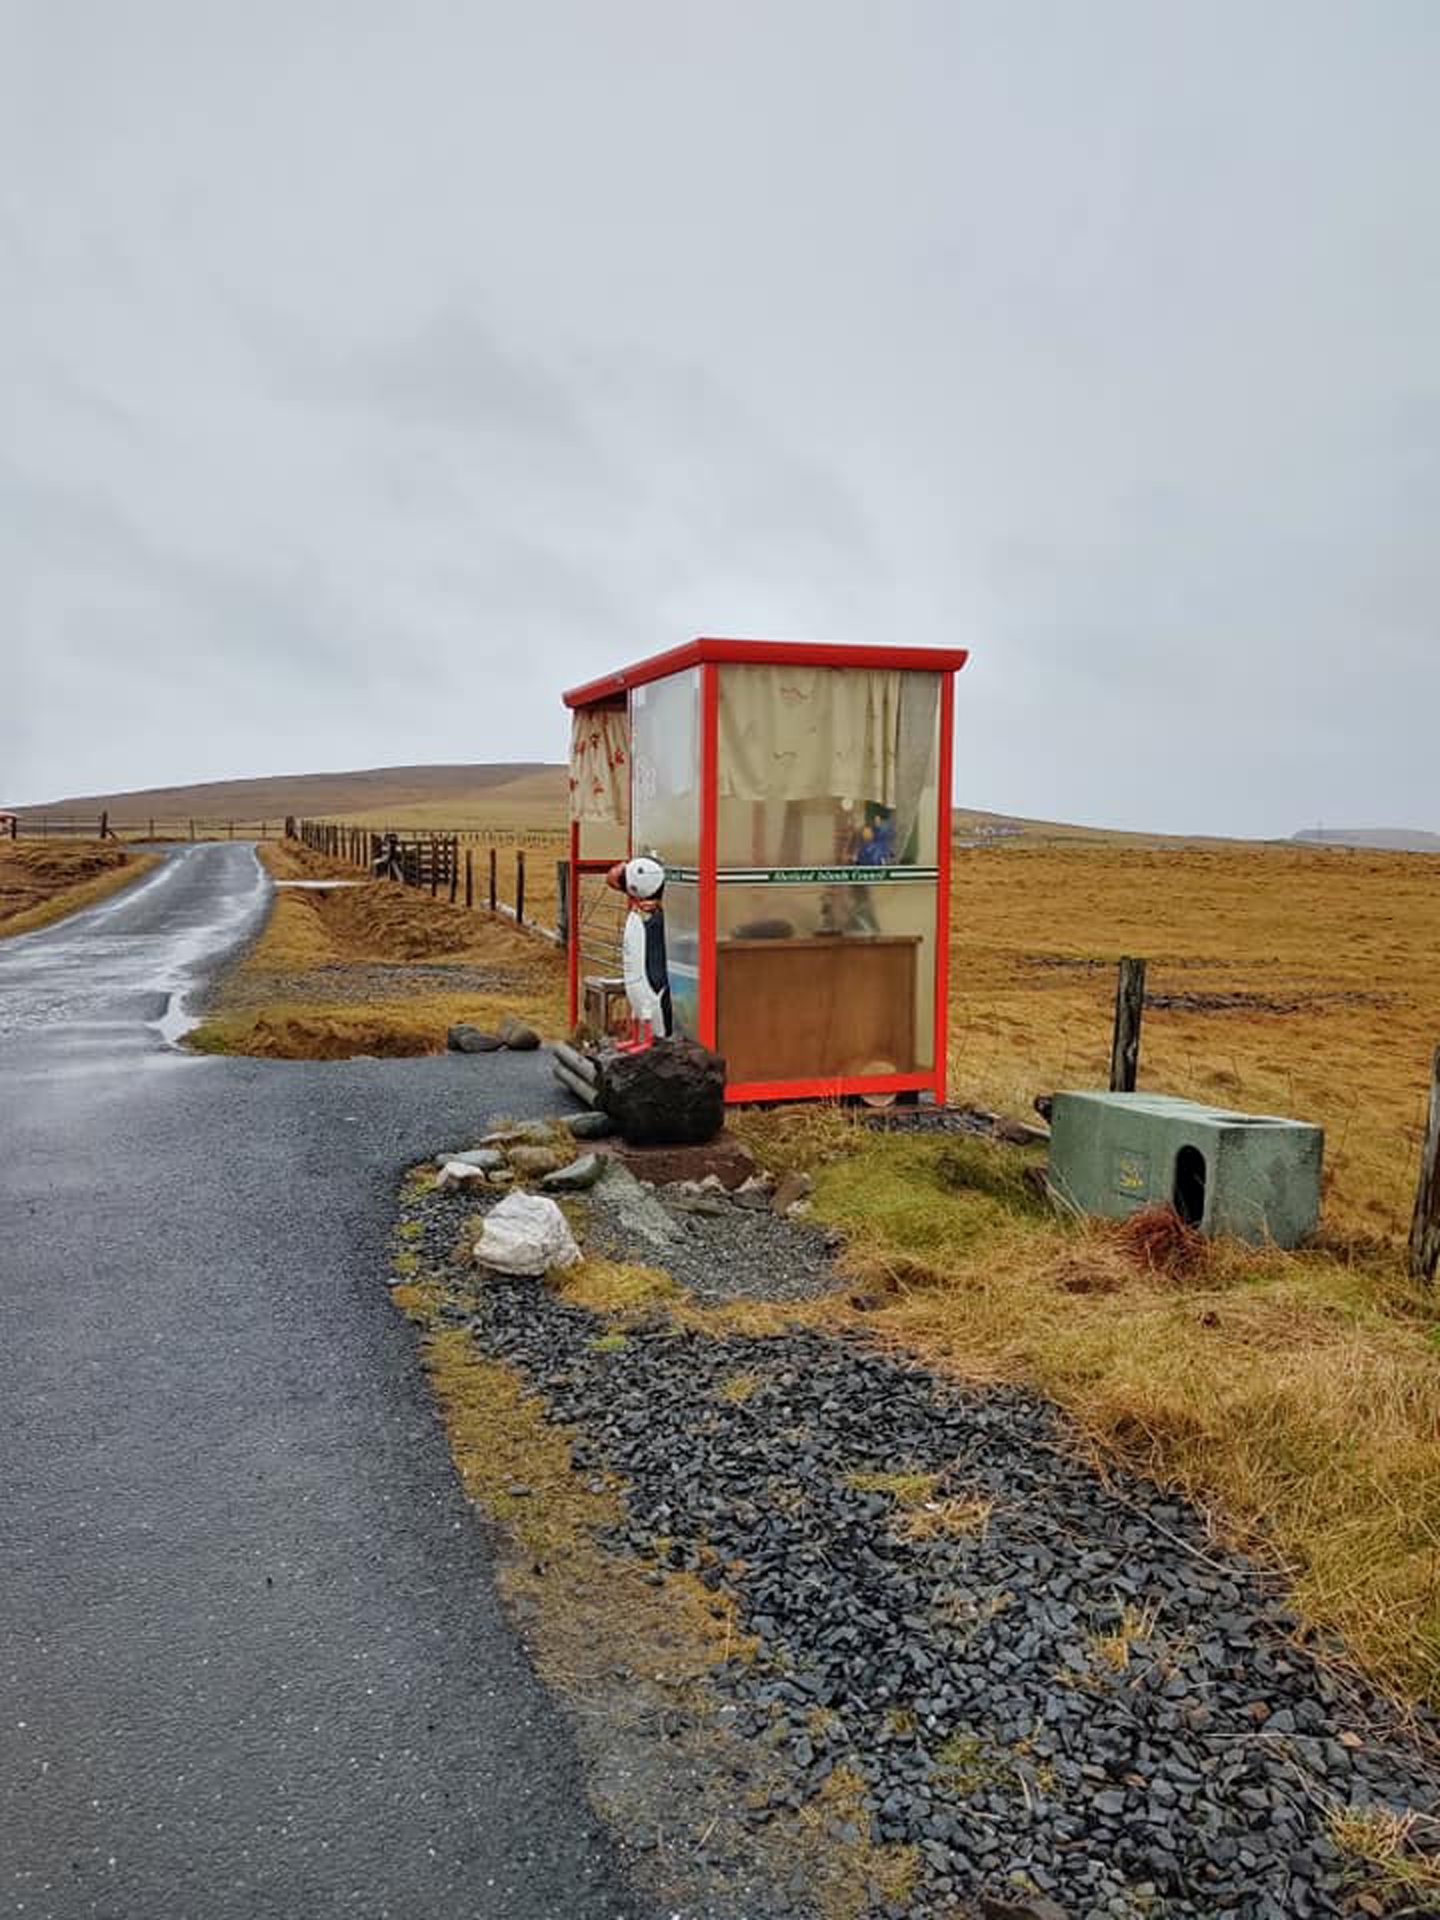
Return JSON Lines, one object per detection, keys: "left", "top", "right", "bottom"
{"left": 1410, "top": 1045, "right": 1440, "bottom": 1285}
{"left": 1109, "top": 957, "right": 1147, "bottom": 1093}
{"left": 551, "top": 1041, "right": 598, "bottom": 1085}
{"left": 553, "top": 1061, "right": 600, "bottom": 1107}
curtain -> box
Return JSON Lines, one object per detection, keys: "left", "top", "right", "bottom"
{"left": 569, "top": 707, "right": 630, "bottom": 825}
{"left": 718, "top": 667, "right": 937, "bottom": 850}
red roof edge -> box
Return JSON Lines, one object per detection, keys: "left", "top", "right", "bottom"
{"left": 562, "top": 637, "right": 970, "bottom": 709}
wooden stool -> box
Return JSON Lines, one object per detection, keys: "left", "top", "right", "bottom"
{"left": 583, "top": 975, "right": 630, "bottom": 1038}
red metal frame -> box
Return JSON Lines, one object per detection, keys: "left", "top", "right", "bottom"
{"left": 564, "top": 638, "right": 966, "bottom": 1105}
{"left": 698, "top": 663, "right": 719, "bottom": 1048}
{"left": 566, "top": 817, "right": 580, "bottom": 1025}
{"left": 933, "top": 669, "right": 955, "bottom": 1106}
{"left": 728, "top": 1071, "right": 935, "bottom": 1104}
{"left": 563, "top": 636, "right": 969, "bottom": 711}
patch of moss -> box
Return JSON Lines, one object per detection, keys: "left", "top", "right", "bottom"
{"left": 844, "top": 1468, "right": 939, "bottom": 1505}
{"left": 553, "top": 1257, "right": 679, "bottom": 1314}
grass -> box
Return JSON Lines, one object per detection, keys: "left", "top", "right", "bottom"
{"left": 551, "top": 1256, "right": 680, "bottom": 1314}
{"left": 736, "top": 1104, "right": 1440, "bottom": 1711}
{"left": 187, "top": 841, "right": 566, "bottom": 1056}
{"left": 0, "top": 840, "right": 158, "bottom": 936}
{"left": 892, "top": 1495, "right": 995, "bottom": 1543}
{"left": 1089, "top": 1601, "right": 1163, "bottom": 1673}
{"left": 844, "top": 1468, "right": 940, "bottom": 1504}
{"left": 716, "top": 1371, "right": 761, "bottom": 1403}
{"left": 949, "top": 838, "right": 1440, "bottom": 1239}
{"left": 785, "top": 1765, "right": 918, "bottom": 1920}
{"left": 1329, "top": 1805, "right": 1440, "bottom": 1904}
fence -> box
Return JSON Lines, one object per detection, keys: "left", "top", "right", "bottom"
{"left": 291, "top": 817, "right": 584, "bottom": 950}
{"left": 6, "top": 814, "right": 283, "bottom": 842}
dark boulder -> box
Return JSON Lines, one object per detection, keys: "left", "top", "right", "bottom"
{"left": 598, "top": 1036, "right": 726, "bottom": 1146}
{"left": 447, "top": 1024, "right": 503, "bottom": 1053}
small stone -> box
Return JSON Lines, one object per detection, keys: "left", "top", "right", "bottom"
{"left": 771, "top": 1170, "right": 814, "bottom": 1216}
{"left": 506, "top": 1145, "right": 569, "bottom": 1178}
{"left": 565, "top": 1110, "right": 615, "bottom": 1140}
{"left": 435, "top": 1160, "right": 491, "bottom": 1190}
{"left": 447, "top": 1024, "right": 503, "bottom": 1052}
{"left": 498, "top": 1014, "right": 542, "bottom": 1050}
{"left": 541, "top": 1153, "right": 605, "bottom": 1193}
{"left": 483, "top": 1120, "right": 559, "bottom": 1146}
{"left": 434, "top": 1147, "right": 506, "bottom": 1172}
{"left": 980, "top": 1896, "right": 1071, "bottom": 1920}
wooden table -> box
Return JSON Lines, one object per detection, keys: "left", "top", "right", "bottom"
{"left": 716, "top": 935, "right": 919, "bottom": 1085}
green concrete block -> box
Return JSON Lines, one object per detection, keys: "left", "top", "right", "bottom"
{"left": 1047, "top": 1092, "right": 1323, "bottom": 1248}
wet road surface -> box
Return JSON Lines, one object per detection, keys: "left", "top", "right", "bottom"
{"left": 0, "top": 845, "right": 649, "bottom": 1920}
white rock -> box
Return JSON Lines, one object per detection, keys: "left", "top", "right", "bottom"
{"left": 472, "top": 1191, "right": 582, "bottom": 1276}
{"left": 434, "top": 1147, "right": 506, "bottom": 1172}
{"left": 436, "top": 1160, "right": 492, "bottom": 1191}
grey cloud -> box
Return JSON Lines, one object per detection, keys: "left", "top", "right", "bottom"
{"left": 3, "top": 0, "right": 1438, "bottom": 831}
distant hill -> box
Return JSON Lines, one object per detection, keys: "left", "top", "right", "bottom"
{"left": 26, "top": 763, "right": 1377, "bottom": 849}
{"left": 12, "top": 764, "right": 567, "bottom": 830}
{"left": 1293, "top": 827, "right": 1440, "bottom": 854}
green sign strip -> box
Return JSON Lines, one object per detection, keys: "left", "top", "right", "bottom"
{"left": 666, "top": 865, "right": 938, "bottom": 886}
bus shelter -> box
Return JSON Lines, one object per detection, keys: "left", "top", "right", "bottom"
{"left": 563, "top": 637, "right": 969, "bottom": 1105}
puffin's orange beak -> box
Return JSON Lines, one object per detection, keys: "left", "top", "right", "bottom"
{"left": 605, "top": 860, "right": 628, "bottom": 893}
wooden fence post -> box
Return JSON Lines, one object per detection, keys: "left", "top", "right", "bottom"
{"left": 555, "top": 859, "right": 570, "bottom": 948}
{"left": 488, "top": 848, "right": 497, "bottom": 912}
{"left": 189, "top": 819, "right": 195, "bottom": 842}
{"left": 515, "top": 850, "right": 526, "bottom": 926}
{"left": 465, "top": 848, "right": 474, "bottom": 909}
{"left": 99, "top": 809, "right": 109, "bottom": 839}
{"left": 449, "top": 839, "right": 458, "bottom": 903}
{"left": 1410, "top": 1046, "right": 1440, "bottom": 1285}
{"left": 1110, "top": 957, "right": 1147, "bottom": 1093}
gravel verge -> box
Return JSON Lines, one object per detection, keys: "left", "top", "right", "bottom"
{"left": 583, "top": 1169, "right": 846, "bottom": 1305}
{"left": 399, "top": 1175, "right": 1440, "bottom": 1920}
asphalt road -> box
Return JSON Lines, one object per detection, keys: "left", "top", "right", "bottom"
{"left": 0, "top": 845, "right": 652, "bottom": 1920}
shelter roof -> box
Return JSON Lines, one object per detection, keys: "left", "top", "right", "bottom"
{"left": 562, "top": 636, "right": 969, "bottom": 710}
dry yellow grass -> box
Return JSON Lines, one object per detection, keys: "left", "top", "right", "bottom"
{"left": 188, "top": 841, "right": 566, "bottom": 1056}
{"left": 950, "top": 839, "right": 1440, "bottom": 1238}
{"left": 0, "top": 840, "right": 158, "bottom": 936}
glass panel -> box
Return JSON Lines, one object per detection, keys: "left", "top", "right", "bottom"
{"left": 716, "top": 881, "right": 935, "bottom": 1078}
{"left": 630, "top": 668, "right": 700, "bottom": 866}
{"left": 717, "top": 666, "right": 940, "bottom": 869}
{"left": 659, "top": 880, "right": 700, "bottom": 1037}
{"left": 714, "top": 664, "right": 941, "bottom": 1084}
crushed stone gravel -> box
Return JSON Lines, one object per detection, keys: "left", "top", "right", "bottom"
{"left": 401, "top": 1174, "right": 1440, "bottom": 1920}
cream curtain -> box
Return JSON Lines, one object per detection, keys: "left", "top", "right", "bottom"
{"left": 568, "top": 707, "right": 630, "bottom": 825}
{"left": 718, "top": 666, "right": 936, "bottom": 818}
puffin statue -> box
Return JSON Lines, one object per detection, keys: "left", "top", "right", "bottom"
{"left": 605, "top": 854, "right": 672, "bottom": 1050}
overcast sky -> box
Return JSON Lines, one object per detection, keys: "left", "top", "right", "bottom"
{"left": 4, "top": 2, "right": 1437, "bottom": 834}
